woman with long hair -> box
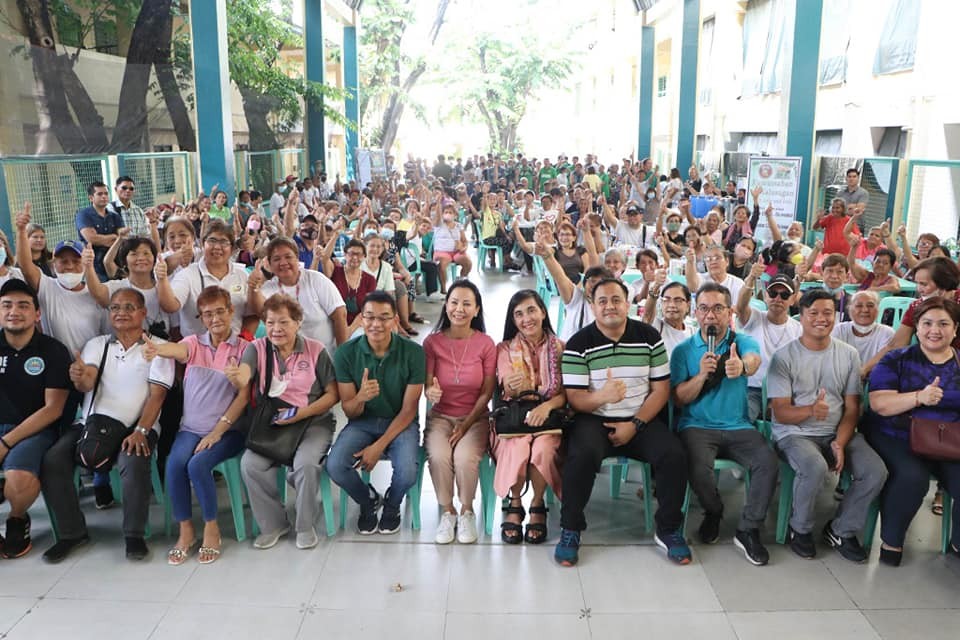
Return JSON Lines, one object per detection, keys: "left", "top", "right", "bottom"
{"left": 492, "top": 289, "right": 566, "bottom": 544}
{"left": 423, "top": 280, "right": 496, "bottom": 544}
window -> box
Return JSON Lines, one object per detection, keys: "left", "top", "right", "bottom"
{"left": 740, "top": 0, "right": 787, "bottom": 97}
{"left": 94, "top": 18, "right": 118, "bottom": 55}
{"left": 736, "top": 133, "right": 779, "bottom": 155}
{"left": 873, "top": 127, "right": 908, "bottom": 158}
{"left": 657, "top": 75, "right": 668, "bottom": 97}
{"left": 873, "top": 0, "right": 921, "bottom": 75}
{"left": 698, "top": 18, "right": 715, "bottom": 105}
{"left": 56, "top": 9, "right": 83, "bottom": 48}
{"left": 815, "top": 130, "right": 843, "bottom": 156}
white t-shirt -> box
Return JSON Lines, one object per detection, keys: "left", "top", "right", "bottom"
{"left": 560, "top": 287, "right": 595, "bottom": 342}
{"left": 651, "top": 317, "right": 697, "bottom": 357}
{"left": 79, "top": 334, "right": 176, "bottom": 432}
{"left": 37, "top": 275, "right": 103, "bottom": 354}
{"left": 301, "top": 186, "right": 319, "bottom": 209}
{"left": 362, "top": 260, "right": 395, "bottom": 294}
{"left": 170, "top": 259, "right": 250, "bottom": 337}
{"left": 261, "top": 269, "right": 345, "bottom": 351}
{"left": 269, "top": 192, "right": 286, "bottom": 217}
{"left": 736, "top": 311, "right": 803, "bottom": 388}
{"left": 832, "top": 322, "right": 895, "bottom": 367}
{"left": 0, "top": 267, "right": 24, "bottom": 287}
{"left": 613, "top": 222, "right": 649, "bottom": 247}
{"left": 698, "top": 272, "right": 746, "bottom": 306}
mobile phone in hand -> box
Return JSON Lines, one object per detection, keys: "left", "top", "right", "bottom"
{"left": 272, "top": 407, "right": 297, "bottom": 423}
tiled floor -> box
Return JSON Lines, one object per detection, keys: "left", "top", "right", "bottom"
{"left": 2, "top": 268, "right": 958, "bottom": 640}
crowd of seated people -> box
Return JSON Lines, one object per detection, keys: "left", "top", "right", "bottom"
{"left": 0, "top": 155, "right": 955, "bottom": 575}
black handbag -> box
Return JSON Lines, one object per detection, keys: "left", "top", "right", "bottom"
{"left": 77, "top": 342, "right": 131, "bottom": 471}
{"left": 490, "top": 389, "right": 568, "bottom": 438}
{"left": 245, "top": 340, "right": 311, "bottom": 466}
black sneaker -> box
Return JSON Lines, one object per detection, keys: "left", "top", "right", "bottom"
{"left": 357, "top": 484, "right": 382, "bottom": 535}
{"left": 698, "top": 512, "right": 722, "bottom": 544}
{"left": 42, "top": 534, "right": 90, "bottom": 564}
{"left": 94, "top": 484, "right": 115, "bottom": 510}
{"left": 2, "top": 515, "right": 32, "bottom": 559}
{"left": 125, "top": 536, "right": 149, "bottom": 561}
{"left": 734, "top": 528, "right": 769, "bottom": 566}
{"left": 822, "top": 520, "right": 867, "bottom": 563}
{"left": 378, "top": 503, "right": 402, "bottom": 534}
{"left": 788, "top": 526, "right": 817, "bottom": 559}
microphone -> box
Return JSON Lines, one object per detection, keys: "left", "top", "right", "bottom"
{"left": 706, "top": 325, "right": 717, "bottom": 355}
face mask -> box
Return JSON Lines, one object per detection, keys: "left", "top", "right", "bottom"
{"left": 646, "top": 192, "right": 656, "bottom": 200}
{"left": 363, "top": 228, "right": 377, "bottom": 238}
{"left": 790, "top": 253, "right": 804, "bottom": 265}
{"left": 0, "top": 247, "right": 6, "bottom": 265}
{"left": 667, "top": 222, "right": 681, "bottom": 233}
{"left": 300, "top": 227, "right": 318, "bottom": 240}
{"left": 442, "top": 213, "right": 454, "bottom": 223}
{"left": 268, "top": 375, "right": 288, "bottom": 397}
{"left": 825, "top": 285, "right": 844, "bottom": 296}
{"left": 922, "top": 290, "right": 944, "bottom": 301}
{"left": 381, "top": 228, "right": 395, "bottom": 241}
{"left": 57, "top": 271, "right": 84, "bottom": 289}
{"left": 853, "top": 321, "right": 876, "bottom": 332}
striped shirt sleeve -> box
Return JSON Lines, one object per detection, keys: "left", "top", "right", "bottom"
{"left": 561, "top": 347, "right": 591, "bottom": 389}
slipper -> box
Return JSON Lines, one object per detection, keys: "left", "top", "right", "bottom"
{"left": 198, "top": 538, "right": 222, "bottom": 564}
{"left": 167, "top": 540, "right": 196, "bottom": 566}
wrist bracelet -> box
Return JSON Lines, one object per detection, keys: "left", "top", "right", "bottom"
{"left": 0, "top": 436, "right": 12, "bottom": 450}
{"left": 135, "top": 426, "right": 150, "bottom": 436}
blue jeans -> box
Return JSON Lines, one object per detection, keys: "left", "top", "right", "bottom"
{"left": 165, "top": 429, "right": 246, "bottom": 522}
{"left": 326, "top": 416, "right": 420, "bottom": 509}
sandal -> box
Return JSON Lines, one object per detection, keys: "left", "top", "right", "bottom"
{"left": 500, "top": 498, "right": 525, "bottom": 545}
{"left": 932, "top": 490, "right": 944, "bottom": 516}
{"left": 198, "top": 537, "right": 222, "bottom": 564}
{"left": 525, "top": 504, "right": 549, "bottom": 544}
{"left": 401, "top": 324, "right": 419, "bottom": 336}
{"left": 167, "top": 540, "right": 196, "bottom": 566}
{"left": 408, "top": 313, "right": 427, "bottom": 324}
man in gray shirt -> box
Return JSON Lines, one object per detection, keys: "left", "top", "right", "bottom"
{"left": 836, "top": 168, "right": 869, "bottom": 214}
{"left": 767, "top": 289, "right": 887, "bottom": 563}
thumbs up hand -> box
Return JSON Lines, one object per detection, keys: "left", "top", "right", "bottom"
{"left": 725, "top": 342, "right": 745, "bottom": 378}
{"left": 812, "top": 388, "right": 830, "bottom": 420}
{"left": 141, "top": 332, "right": 158, "bottom": 361}
{"left": 599, "top": 368, "right": 627, "bottom": 404}
{"left": 357, "top": 367, "right": 380, "bottom": 402}
{"left": 918, "top": 376, "right": 944, "bottom": 406}
{"left": 425, "top": 375, "right": 443, "bottom": 404}
{"left": 69, "top": 350, "right": 87, "bottom": 385}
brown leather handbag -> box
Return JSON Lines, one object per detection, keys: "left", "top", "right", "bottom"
{"left": 909, "top": 417, "right": 960, "bottom": 461}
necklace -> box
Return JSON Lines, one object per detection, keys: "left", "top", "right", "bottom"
{"left": 761, "top": 316, "right": 792, "bottom": 351}
{"left": 448, "top": 333, "right": 472, "bottom": 384}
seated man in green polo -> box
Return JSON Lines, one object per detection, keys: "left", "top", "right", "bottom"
{"left": 327, "top": 291, "right": 425, "bottom": 534}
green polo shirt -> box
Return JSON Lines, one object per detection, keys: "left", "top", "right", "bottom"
{"left": 334, "top": 333, "right": 425, "bottom": 419}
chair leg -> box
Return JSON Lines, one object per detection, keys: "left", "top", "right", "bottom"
{"left": 319, "top": 468, "right": 336, "bottom": 538}
{"left": 609, "top": 463, "right": 624, "bottom": 498}
{"left": 942, "top": 491, "right": 953, "bottom": 554}
{"left": 641, "top": 462, "right": 654, "bottom": 533}
{"left": 479, "top": 454, "right": 496, "bottom": 536}
{"left": 407, "top": 447, "right": 427, "bottom": 531}
{"left": 862, "top": 499, "right": 879, "bottom": 551}
{"left": 775, "top": 464, "right": 795, "bottom": 545}
{"left": 216, "top": 458, "right": 248, "bottom": 542}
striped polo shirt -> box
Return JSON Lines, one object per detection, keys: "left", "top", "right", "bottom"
{"left": 561, "top": 319, "right": 670, "bottom": 419}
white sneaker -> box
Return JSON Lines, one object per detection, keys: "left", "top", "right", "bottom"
{"left": 296, "top": 527, "right": 319, "bottom": 549}
{"left": 435, "top": 512, "right": 457, "bottom": 544}
{"left": 456, "top": 512, "right": 478, "bottom": 544}
{"left": 253, "top": 525, "right": 290, "bottom": 549}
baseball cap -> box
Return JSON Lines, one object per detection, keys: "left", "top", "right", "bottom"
{"left": 54, "top": 240, "right": 83, "bottom": 257}
{"left": 0, "top": 278, "right": 39, "bottom": 307}
{"left": 766, "top": 274, "right": 795, "bottom": 294}
{"left": 285, "top": 174, "right": 297, "bottom": 182}
{"left": 626, "top": 206, "right": 641, "bottom": 216}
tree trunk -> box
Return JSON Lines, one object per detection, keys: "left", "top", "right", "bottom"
{"left": 378, "top": 62, "right": 425, "bottom": 153}
{"left": 153, "top": 2, "right": 196, "bottom": 151}
{"left": 59, "top": 56, "right": 109, "bottom": 152}
{"left": 240, "top": 87, "right": 280, "bottom": 151}
{"left": 112, "top": 0, "right": 173, "bottom": 152}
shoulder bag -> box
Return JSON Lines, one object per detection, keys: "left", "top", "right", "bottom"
{"left": 490, "top": 389, "right": 569, "bottom": 438}
{"left": 909, "top": 350, "right": 960, "bottom": 461}
{"left": 245, "top": 340, "right": 312, "bottom": 466}
{"left": 76, "top": 341, "right": 131, "bottom": 471}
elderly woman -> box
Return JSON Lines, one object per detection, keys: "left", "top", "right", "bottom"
{"left": 423, "top": 280, "right": 496, "bottom": 545}
{"left": 143, "top": 287, "right": 251, "bottom": 565}
{"left": 236, "top": 294, "right": 340, "bottom": 550}
{"left": 866, "top": 296, "right": 960, "bottom": 565}
{"left": 492, "top": 290, "right": 566, "bottom": 544}
{"left": 249, "top": 236, "right": 348, "bottom": 352}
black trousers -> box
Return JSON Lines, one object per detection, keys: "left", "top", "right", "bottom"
{"left": 559, "top": 413, "right": 688, "bottom": 534}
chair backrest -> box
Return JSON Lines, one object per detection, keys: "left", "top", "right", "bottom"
{"left": 749, "top": 298, "right": 767, "bottom": 313}
{"left": 878, "top": 295, "right": 915, "bottom": 329}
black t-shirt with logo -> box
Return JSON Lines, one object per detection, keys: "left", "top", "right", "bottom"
{"left": 0, "top": 331, "right": 71, "bottom": 425}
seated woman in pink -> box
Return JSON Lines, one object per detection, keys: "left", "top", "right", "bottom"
{"left": 493, "top": 289, "right": 566, "bottom": 545}
{"left": 142, "top": 286, "right": 251, "bottom": 565}
{"left": 423, "top": 280, "right": 496, "bottom": 545}
{"left": 430, "top": 200, "right": 472, "bottom": 293}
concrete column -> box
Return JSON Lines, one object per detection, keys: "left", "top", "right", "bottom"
{"left": 675, "top": 0, "right": 700, "bottom": 173}
{"left": 637, "top": 25, "right": 655, "bottom": 158}
{"left": 343, "top": 25, "right": 359, "bottom": 181}
{"left": 305, "top": 0, "right": 326, "bottom": 174}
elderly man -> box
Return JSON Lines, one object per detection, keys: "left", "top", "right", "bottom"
{"left": 831, "top": 290, "right": 895, "bottom": 371}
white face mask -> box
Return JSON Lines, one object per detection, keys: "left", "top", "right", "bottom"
{"left": 0, "top": 247, "right": 6, "bottom": 265}
{"left": 268, "top": 375, "right": 288, "bottom": 397}
{"left": 853, "top": 321, "right": 876, "bottom": 332}
{"left": 56, "top": 271, "right": 84, "bottom": 289}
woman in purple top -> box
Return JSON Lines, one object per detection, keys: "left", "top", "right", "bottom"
{"left": 866, "top": 296, "right": 960, "bottom": 566}
{"left": 143, "top": 287, "right": 251, "bottom": 565}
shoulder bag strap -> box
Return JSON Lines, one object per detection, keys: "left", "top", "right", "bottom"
{"left": 87, "top": 340, "right": 112, "bottom": 413}
{"left": 261, "top": 339, "right": 274, "bottom": 398}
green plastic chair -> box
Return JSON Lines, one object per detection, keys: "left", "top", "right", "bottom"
{"left": 249, "top": 465, "right": 337, "bottom": 538}
{"left": 878, "top": 295, "right": 915, "bottom": 330}
{"left": 107, "top": 451, "right": 168, "bottom": 539}
{"left": 473, "top": 220, "right": 504, "bottom": 272}
{"left": 338, "top": 446, "right": 426, "bottom": 531}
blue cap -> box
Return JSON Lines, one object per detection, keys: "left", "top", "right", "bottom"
{"left": 54, "top": 240, "right": 83, "bottom": 256}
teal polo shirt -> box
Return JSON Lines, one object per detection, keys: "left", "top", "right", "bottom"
{"left": 670, "top": 329, "right": 759, "bottom": 431}
{"left": 334, "top": 333, "right": 425, "bottom": 419}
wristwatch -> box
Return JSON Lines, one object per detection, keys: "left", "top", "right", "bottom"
{"left": 135, "top": 426, "right": 150, "bottom": 437}
{"left": 631, "top": 417, "right": 647, "bottom": 434}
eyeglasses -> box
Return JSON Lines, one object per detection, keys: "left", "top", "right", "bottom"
{"left": 766, "top": 290, "right": 792, "bottom": 300}
{"left": 696, "top": 304, "right": 728, "bottom": 315}
{"left": 345, "top": 251, "right": 365, "bottom": 258}
{"left": 704, "top": 255, "right": 724, "bottom": 262}
{"left": 205, "top": 238, "right": 232, "bottom": 247}
{"left": 200, "top": 308, "right": 230, "bottom": 320}
{"left": 361, "top": 313, "right": 396, "bottom": 324}
{"left": 108, "top": 304, "right": 142, "bottom": 313}
{"left": 119, "top": 186, "right": 135, "bottom": 192}
{"left": 660, "top": 296, "right": 687, "bottom": 305}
